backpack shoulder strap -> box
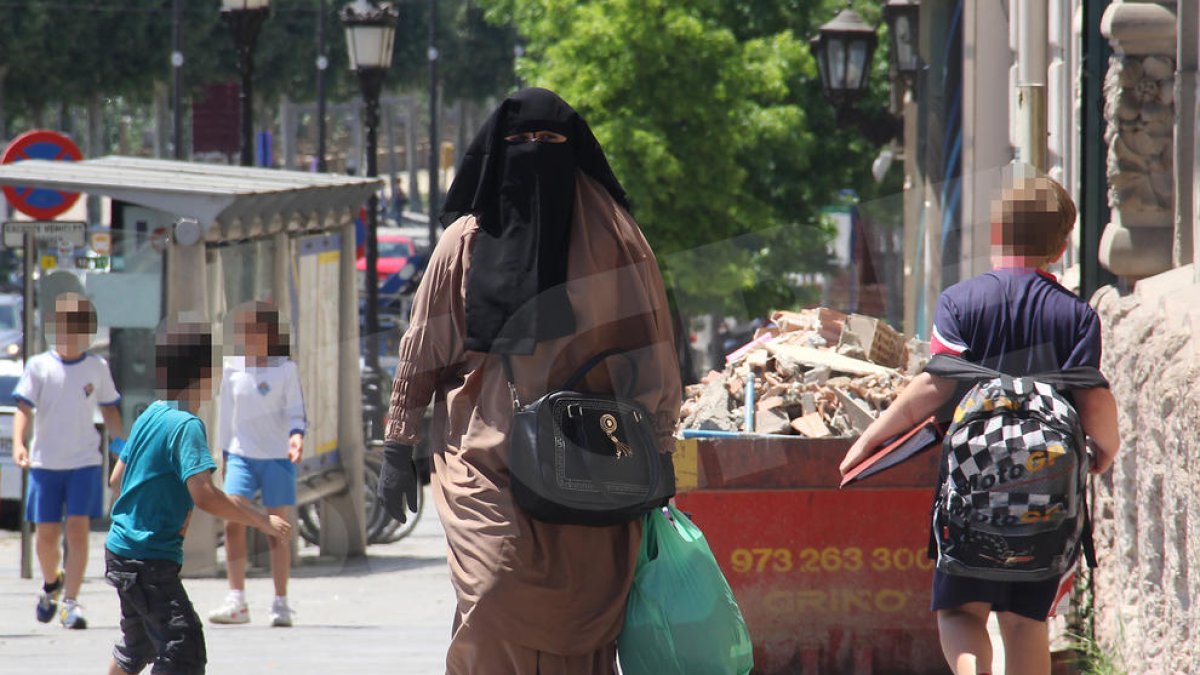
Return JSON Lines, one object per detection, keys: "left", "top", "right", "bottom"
{"left": 1027, "top": 366, "right": 1109, "bottom": 391}
{"left": 1081, "top": 509, "right": 1098, "bottom": 569}
{"left": 924, "top": 354, "right": 1109, "bottom": 391}
{"left": 923, "top": 354, "right": 1000, "bottom": 382}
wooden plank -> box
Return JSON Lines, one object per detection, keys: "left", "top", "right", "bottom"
{"left": 765, "top": 343, "right": 894, "bottom": 376}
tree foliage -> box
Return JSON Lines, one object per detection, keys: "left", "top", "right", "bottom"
{"left": 1, "top": 0, "right": 514, "bottom": 136}
{"left": 479, "top": 0, "right": 891, "bottom": 317}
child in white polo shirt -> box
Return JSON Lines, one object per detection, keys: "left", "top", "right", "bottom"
{"left": 12, "top": 292, "right": 125, "bottom": 629}
{"left": 208, "top": 302, "right": 306, "bottom": 628}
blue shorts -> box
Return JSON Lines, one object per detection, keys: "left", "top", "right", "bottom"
{"left": 26, "top": 465, "right": 104, "bottom": 522}
{"left": 930, "top": 569, "right": 1065, "bottom": 621}
{"left": 223, "top": 453, "right": 296, "bottom": 508}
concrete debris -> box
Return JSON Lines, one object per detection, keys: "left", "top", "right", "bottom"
{"left": 679, "top": 308, "right": 926, "bottom": 438}
{"left": 754, "top": 406, "right": 792, "bottom": 435}
{"left": 680, "top": 371, "right": 738, "bottom": 432}
{"left": 790, "top": 412, "right": 832, "bottom": 438}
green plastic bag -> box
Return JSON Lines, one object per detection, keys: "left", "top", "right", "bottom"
{"left": 618, "top": 506, "right": 753, "bottom": 675}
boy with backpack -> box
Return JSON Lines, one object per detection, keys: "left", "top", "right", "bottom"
{"left": 105, "top": 323, "right": 290, "bottom": 675}
{"left": 839, "top": 176, "right": 1120, "bottom": 675}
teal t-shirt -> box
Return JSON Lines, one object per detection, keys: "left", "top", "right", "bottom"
{"left": 106, "top": 400, "right": 217, "bottom": 564}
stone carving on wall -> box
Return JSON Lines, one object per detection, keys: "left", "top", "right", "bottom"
{"left": 1099, "top": 1, "right": 1177, "bottom": 278}
{"left": 1105, "top": 54, "right": 1174, "bottom": 226}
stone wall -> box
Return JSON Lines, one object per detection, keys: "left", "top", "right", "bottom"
{"left": 1090, "top": 265, "right": 1200, "bottom": 674}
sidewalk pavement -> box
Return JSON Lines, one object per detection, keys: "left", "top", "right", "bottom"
{"left": 0, "top": 488, "right": 455, "bottom": 675}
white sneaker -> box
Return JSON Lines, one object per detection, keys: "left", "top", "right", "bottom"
{"left": 208, "top": 596, "right": 250, "bottom": 625}
{"left": 269, "top": 598, "right": 294, "bottom": 627}
{"left": 60, "top": 598, "right": 87, "bottom": 629}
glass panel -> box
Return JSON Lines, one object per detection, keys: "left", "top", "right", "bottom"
{"left": 346, "top": 25, "right": 392, "bottom": 69}
{"left": 828, "top": 39, "right": 847, "bottom": 91}
{"left": 847, "top": 40, "right": 869, "bottom": 91}
{"left": 213, "top": 239, "right": 277, "bottom": 332}
{"left": 816, "top": 42, "right": 830, "bottom": 92}
{"left": 100, "top": 204, "right": 170, "bottom": 428}
{"left": 894, "top": 16, "right": 917, "bottom": 72}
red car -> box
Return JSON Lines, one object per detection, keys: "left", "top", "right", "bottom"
{"left": 356, "top": 234, "right": 416, "bottom": 280}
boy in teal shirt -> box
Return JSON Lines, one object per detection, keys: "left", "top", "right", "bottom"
{"left": 105, "top": 323, "right": 290, "bottom": 675}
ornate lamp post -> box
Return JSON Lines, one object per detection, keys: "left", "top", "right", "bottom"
{"left": 341, "top": 0, "right": 398, "bottom": 438}
{"left": 221, "top": 0, "right": 271, "bottom": 167}
{"left": 811, "top": 8, "right": 878, "bottom": 111}
{"left": 811, "top": 6, "right": 900, "bottom": 145}
{"left": 883, "top": 0, "right": 921, "bottom": 90}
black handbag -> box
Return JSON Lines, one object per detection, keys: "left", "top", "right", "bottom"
{"left": 503, "top": 348, "right": 676, "bottom": 526}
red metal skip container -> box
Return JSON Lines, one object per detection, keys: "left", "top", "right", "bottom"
{"left": 672, "top": 436, "right": 948, "bottom": 674}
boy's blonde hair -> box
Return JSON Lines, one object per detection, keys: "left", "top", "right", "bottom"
{"left": 990, "top": 176, "right": 1077, "bottom": 260}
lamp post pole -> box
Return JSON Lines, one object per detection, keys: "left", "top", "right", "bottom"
{"left": 342, "top": 0, "right": 398, "bottom": 439}
{"left": 317, "top": 0, "right": 329, "bottom": 172}
{"left": 427, "top": 0, "right": 439, "bottom": 246}
{"left": 172, "top": 0, "right": 184, "bottom": 159}
{"left": 359, "top": 67, "right": 387, "bottom": 427}
{"left": 222, "top": 2, "right": 270, "bottom": 167}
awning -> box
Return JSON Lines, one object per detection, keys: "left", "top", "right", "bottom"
{"left": 0, "top": 156, "right": 381, "bottom": 243}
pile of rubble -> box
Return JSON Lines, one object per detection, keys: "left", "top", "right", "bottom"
{"left": 679, "top": 309, "right": 929, "bottom": 438}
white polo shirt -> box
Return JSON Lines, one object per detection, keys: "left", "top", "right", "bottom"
{"left": 217, "top": 356, "right": 307, "bottom": 460}
{"left": 13, "top": 351, "right": 120, "bottom": 470}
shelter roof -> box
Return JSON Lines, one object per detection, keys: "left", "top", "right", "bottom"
{"left": 0, "top": 156, "right": 381, "bottom": 243}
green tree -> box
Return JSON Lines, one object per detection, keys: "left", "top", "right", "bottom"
{"left": 479, "top": 0, "right": 890, "bottom": 317}
{"left": 383, "top": 0, "right": 517, "bottom": 104}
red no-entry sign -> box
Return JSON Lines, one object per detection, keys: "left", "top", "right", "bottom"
{"left": 1, "top": 130, "right": 84, "bottom": 220}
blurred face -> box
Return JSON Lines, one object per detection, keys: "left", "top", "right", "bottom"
{"left": 235, "top": 312, "right": 271, "bottom": 359}
{"left": 194, "top": 368, "right": 215, "bottom": 404}
{"left": 54, "top": 296, "right": 96, "bottom": 352}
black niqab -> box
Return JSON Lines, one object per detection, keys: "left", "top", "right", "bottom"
{"left": 441, "top": 88, "right": 630, "bottom": 355}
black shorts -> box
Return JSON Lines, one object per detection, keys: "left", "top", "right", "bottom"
{"left": 105, "top": 550, "right": 207, "bottom": 675}
{"left": 930, "top": 568, "right": 1067, "bottom": 621}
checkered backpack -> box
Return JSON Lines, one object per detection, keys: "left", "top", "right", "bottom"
{"left": 924, "top": 354, "right": 1108, "bottom": 582}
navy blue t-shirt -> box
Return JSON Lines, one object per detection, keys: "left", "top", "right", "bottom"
{"left": 930, "top": 268, "right": 1101, "bottom": 374}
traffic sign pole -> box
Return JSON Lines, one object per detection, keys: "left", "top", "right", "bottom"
{"left": 19, "top": 230, "right": 34, "bottom": 580}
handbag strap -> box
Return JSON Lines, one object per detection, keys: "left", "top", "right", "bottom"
{"left": 500, "top": 348, "right": 639, "bottom": 408}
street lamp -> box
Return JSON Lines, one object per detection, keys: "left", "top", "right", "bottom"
{"left": 221, "top": 0, "right": 271, "bottom": 167}
{"left": 883, "top": 0, "right": 921, "bottom": 88}
{"left": 341, "top": 0, "right": 397, "bottom": 439}
{"left": 810, "top": 6, "right": 900, "bottom": 146}
{"left": 811, "top": 7, "right": 878, "bottom": 111}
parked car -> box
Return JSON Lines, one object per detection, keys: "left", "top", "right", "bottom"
{"left": 356, "top": 234, "right": 416, "bottom": 282}
{"left": 0, "top": 294, "right": 23, "bottom": 360}
{"left": 0, "top": 359, "right": 25, "bottom": 525}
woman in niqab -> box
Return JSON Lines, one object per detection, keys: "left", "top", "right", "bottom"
{"left": 379, "top": 88, "right": 681, "bottom": 674}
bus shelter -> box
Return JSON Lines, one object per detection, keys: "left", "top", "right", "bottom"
{"left": 0, "top": 156, "right": 380, "bottom": 574}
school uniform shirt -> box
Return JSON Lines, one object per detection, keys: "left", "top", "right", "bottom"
{"left": 106, "top": 400, "right": 217, "bottom": 564}
{"left": 926, "top": 267, "right": 1104, "bottom": 619}
{"left": 217, "top": 356, "right": 306, "bottom": 460}
{"left": 930, "top": 267, "right": 1102, "bottom": 373}
{"left": 13, "top": 351, "right": 121, "bottom": 470}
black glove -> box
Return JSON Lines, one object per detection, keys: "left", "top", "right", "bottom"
{"left": 377, "top": 442, "right": 419, "bottom": 523}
